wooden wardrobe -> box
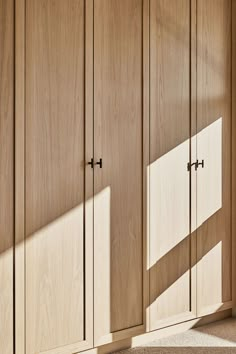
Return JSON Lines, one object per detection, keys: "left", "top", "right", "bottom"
{"left": 0, "top": 0, "right": 234, "bottom": 354}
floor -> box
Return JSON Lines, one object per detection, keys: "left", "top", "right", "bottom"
{"left": 117, "top": 318, "right": 236, "bottom": 353}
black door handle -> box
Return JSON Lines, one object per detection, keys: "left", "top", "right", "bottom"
{"left": 187, "top": 161, "right": 198, "bottom": 171}
{"left": 88, "top": 158, "right": 94, "bottom": 168}
{"left": 197, "top": 159, "right": 205, "bottom": 169}
{"left": 187, "top": 159, "right": 205, "bottom": 171}
{"left": 96, "top": 158, "right": 103, "bottom": 168}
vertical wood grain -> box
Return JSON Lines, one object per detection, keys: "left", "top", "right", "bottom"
{"left": 143, "top": 0, "right": 150, "bottom": 333}
{"left": 25, "top": 0, "right": 85, "bottom": 236}
{"left": 190, "top": 0, "right": 197, "bottom": 319}
{"left": 94, "top": 0, "right": 144, "bottom": 344}
{"left": 149, "top": 0, "right": 193, "bottom": 330}
{"left": 0, "top": 0, "right": 14, "bottom": 353}
{"left": 232, "top": 0, "right": 236, "bottom": 313}
{"left": 24, "top": 1, "right": 90, "bottom": 353}
{"left": 15, "top": 0, "right": 25, "bottom": 353}
{"left": 196, "top": 0, "right": 232, "bottom": 316}
{"left": 85, "top": 0, "right": 95, "bottom": 349}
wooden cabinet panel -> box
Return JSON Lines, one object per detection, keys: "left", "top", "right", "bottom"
{"left": 149, "top": 0, "right": 195, "bottom": 330}
{"left": 94, "top": 0, "right": 144, "bottom": 345}
{"left": 196, "top": 0, "right": 232, "bottom": 315}
{"left": 23, "top": 1, "right": 93, "bottom": 353}
{"left": 0, "top": 0, "right": 14, "bottom": 353}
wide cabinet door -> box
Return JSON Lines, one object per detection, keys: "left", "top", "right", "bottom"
{"left": 0, "top": 0, "right": 14, "bottom": 353}
{"left": 149, "top": 0, "right": 196, "bottom": 330}
{"left": 15, "top": 1, "right": 93, "bottom": 354}
{"left": 93, "top": 0, "right": 145, "bottom": 345}
{"left": 196, "top": 0, "right": 232, "bottom": 316}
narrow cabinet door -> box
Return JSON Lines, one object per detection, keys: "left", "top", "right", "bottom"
{"left": 196, "top": 0, "right": 232, "bottom": 316}
{"left": 94, "top": 0, "right": 144, "bottom": 345}
{"left": 16, "top": 1, "right": 93, "bottom": 353}
{"left": 149, "top": 0, "right": 195, "bottom": 330}
{"left": 0, "top": 0, "right": 14, "bottom": 353}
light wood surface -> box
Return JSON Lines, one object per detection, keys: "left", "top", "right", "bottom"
{"left": 14, "top": 1, "right": 235, "bottom": 350}
{"left": 15, "top": 0, "right": 26, "bottom": 353}
{"left": 143, "top": 0, "right": 150, "bottom": 333}
{"left": 94, "top": 0, "right": 144, "bottom": 345}
{"left": 190, "top": 0, "right": 197, "bottom": 323}
{"left": 84, "top": 0, "right": 95, "bottom": 350}
{"left": 149, "top": 0, "right": 194, "bottom": 330}
{"left": 196, "top": 0, "right": 232, "bottom": 316}
{"left": 20, "top": 1, "right": 93, "bottom": 353}
{"left": 0, "top": 1, "right": 14, "bottom": 353}
{"left": 232, "top": 0, "right": 236, "bottom": 312}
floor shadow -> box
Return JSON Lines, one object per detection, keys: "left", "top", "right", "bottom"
{"left": 193, "top": 318, "right": 236, "bottom": 345}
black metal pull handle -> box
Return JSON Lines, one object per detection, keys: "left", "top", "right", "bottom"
{"left": 187, "top": 161, "right": 198, "bottom": 171}
{"left": 187, "top": 159, "right": 205, "bottom": 171}
{"left": 197, "top": 159, "right": 204, "bottom": 169}
{"left": 88, "top": 158, "right": 94, "bottom": 168}
{"left": 96, "top": 158, "right": 103, "bottom": 168}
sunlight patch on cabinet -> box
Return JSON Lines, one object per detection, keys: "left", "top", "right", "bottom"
{"left": 0, "top": 247, "right": 13, "bottom": 353}
{"left": 197, "top": 241, "right": 223, "bottom": 311}
{"left": 149, "top": 139, "right": 190, "bottom": 268}
{"left": 196, "top": 117, "right": 222, "bottom": 228}
{"left": 26, "top": 204, "right": 84, "bottom": 353}
{"left": 94, "top": 186, "right": 111, "bottom": 343}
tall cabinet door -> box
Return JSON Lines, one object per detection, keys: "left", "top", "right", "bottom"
{"left": 0, "top": 0, "right": 14, "bottom": 353}
{"left": 93, "top": 0, "right": 145, "bottom": 345}
{"left": 15, "top": 1, "right": 93, "bottom": 354}
{"left": 196, "top": 0, "right": 232, "bottom": 316}
{"left": 149, "top": 0, "right": 196, "bottom": 330}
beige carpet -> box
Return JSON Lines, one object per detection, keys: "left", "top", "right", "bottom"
{"left": 116, "top": 318, "right": 236, "bottom": 353}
